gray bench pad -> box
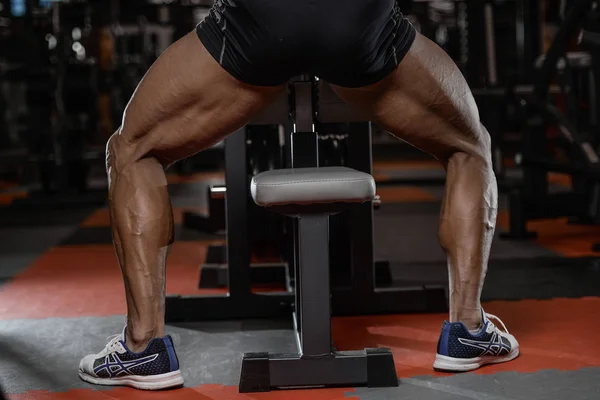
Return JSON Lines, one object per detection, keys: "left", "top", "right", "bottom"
{"left": 251, "top": 167, "right": 375, "bottom": 206}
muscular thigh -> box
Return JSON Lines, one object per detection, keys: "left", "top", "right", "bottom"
{"left": 118, "top": 31, "right": 284, "bottom": 166}
{"left": 330, "top": 33, "right": 488, "bottom": 160}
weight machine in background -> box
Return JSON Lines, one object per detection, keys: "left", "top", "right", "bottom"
{"left": 373, "top": 0, "right": 545, "bottom": 183}
{"left": 502, "top": 0, "right": 600, "bottom": 240}
{"left": 109, "top": 0, "right": 222, "bottom": 174}
{"left": 6, "top": 0, "right": 109, "bottom": 208}
{"left": 0, "top": 0, "right": 220, "bottom": 197}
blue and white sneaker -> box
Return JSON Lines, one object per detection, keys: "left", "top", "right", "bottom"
{"left": 78, "top": 327, "right": 184, "bottom": 390}
{"left": 433, "top": 312, "right": 519, "bottom": 372}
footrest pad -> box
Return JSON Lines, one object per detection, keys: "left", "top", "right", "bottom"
{"left": 251, "top": 167, "right": 375, "bottom": 207}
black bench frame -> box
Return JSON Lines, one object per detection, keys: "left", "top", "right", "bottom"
{"left": 238, "top": 77, "right": 400, "bottom": 392}
{"left": 239, "top": 212, "right": 397, "bottom": 392}
{"left": 165, "top": 77, "right": 447, "bottom": 322}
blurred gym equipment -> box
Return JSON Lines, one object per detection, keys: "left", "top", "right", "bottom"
{"left": 186, "top": 124, "right": 291, "bottom": 289}
{"left": 503, "top": 0, "right": 600, "bottom": 238}
{"left": 3, "top": 2, "right": 600, "bottom": 399}
{"left": 464, "top": 0, "right": 544, "bottom": 180}
{"left": 0, "top": 0, "right": 219, "bottom": 193}
{"left": 5, "top": 0, "right": 107, "bottom": 208}
{"left": 377, "top": 0, "right": 544, "bottom": 185}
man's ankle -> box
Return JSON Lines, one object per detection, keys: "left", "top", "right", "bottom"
{"left": 462, "top": 317, "right": 483, "bottom": 332}
{"left": 125, "top": 329, "right": 160, "bottom": 353}
{"left": 451, "top": 309, "right": 483, "bottom": 331}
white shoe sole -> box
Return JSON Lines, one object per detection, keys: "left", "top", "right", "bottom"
{"left": 433, "top": 347, "right": 520, "bottom": 372}
{"left": 78, "top": 369, "right": 184, "bottom": 390}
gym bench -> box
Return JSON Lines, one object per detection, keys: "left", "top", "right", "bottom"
{"left": 165, "top": 76, "right": 448, "bottom": 391}
{"left": 239, "top": 166, "right": 398, "bottom": 392}
{"left": 165, "top": 78, "right": 447, "bottom": 322}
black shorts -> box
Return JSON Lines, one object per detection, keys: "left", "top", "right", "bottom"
{"left": 196, "top": 0, "right": 416, "bottom": 88}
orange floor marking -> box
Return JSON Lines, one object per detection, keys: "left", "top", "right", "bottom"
{"left": 0, "top": 180, "right": 18, "bottom": 191}
{"left": 80, "top": 208, "right": 110, "bottom": 227}
{"left": 332, "top": 297, "right": 600, "bottom": 377}
{"left": 372, "top": 172, "right": 389, "bottom": 182}
{"left": 497, "top": 212, "right": 600, "bottom": 257}
{"left": 0, "top": 242, "right": 223, "bottom": 320}
{"left": 0, "top": 191, "right": 28, "bottom": 205}
{"left": 2, "top": 233, "right": 599, "bottom": 380}
{"left": 6, "top": 386, "right": 356, "bottom": 400}
{"left": 376, "top": 186, "right": 437, "bottom": 203}
{"left": 548, "top": 172, "right": 572, "bottom": 188}
{"left": 5, "top": 297, "right": 600, "bottom": 397}
{"left": 3, "top": 245, "right": 599, "bottom": 376}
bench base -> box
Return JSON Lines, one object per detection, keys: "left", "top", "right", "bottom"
{"left": 239, "top": 348, "right": 398, "bottom": 393}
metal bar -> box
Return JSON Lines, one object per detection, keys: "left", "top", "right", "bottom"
{"left": 291, "top": 82, "right": 318, "bottom": 168}
{"left": 294, "top": 81, "right": 313, "bottom": 133}
{"left": 345, "top": 123, "right": 376, "bottom": 293}
{"left": 515, "top": 0, "right": 527, "bottom": 81}
{"left": 346, "top": 122, "right": 373, "bottom": 174}
{"left": 165, "top": 293, "right": 293, "bottom": 322}
{"left": 331, "top": 286, "right": 448, "bottom": 316}
{"left": 297, "top": 214, "right": 331, "bottom": 356}
{"left": 293, "top": 220, "right": 302, "bottom": 337}
{"left": 291, "top": 132, "right": 319, "bottom": 168}
{"left": 292, "top": 311, "right": 302, "bottom": 352}
{"left": 534, "top": 0, "right": 588, "bottom": 101}
{"left": 224, "top": 128, "right": 252, "bottom": 297}
{"left": 288, "top": 81, "right": 317, "bottom": 345}
{"left": 484, "top": 2, "right": 498, "bottom": 86}
{"left": 517, "top": 0, "right": 543, "bottom": 83}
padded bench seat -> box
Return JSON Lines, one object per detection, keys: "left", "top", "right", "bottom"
{"left": 251, "top": 166, "right": 376, "bottom": 207}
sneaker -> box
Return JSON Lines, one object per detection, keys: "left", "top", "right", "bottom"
{"left": 433, "top": 311, "right": 519, "bottom": 372}
{"left": 78, "top": 327, "right": 184, "bottom": 390}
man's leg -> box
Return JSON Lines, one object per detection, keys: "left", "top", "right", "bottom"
{"left": 79, "top": 31, "right": 283, "bottom": 389}
{"left": 331, "top": 32, "right": 518, "bottom": 371}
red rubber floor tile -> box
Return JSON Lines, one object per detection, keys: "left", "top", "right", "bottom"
{"left": 497, "top": 212, "right": 600, "bottom": 257}
{"left": 0, "top": 242, "right": 223, "bottom": 320}
{"left": 7, "top": 386, "right": 356, "bottom": 400}
{"left": 376, "top": 186, "right": 437, "bottom": 203}
{"left": 332, "top": 297, "right": 600, "bottom": 377}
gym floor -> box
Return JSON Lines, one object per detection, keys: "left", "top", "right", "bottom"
{"left": 1, "top": 160, "right": 600, "bottom": 400}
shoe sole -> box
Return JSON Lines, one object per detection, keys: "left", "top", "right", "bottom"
{"left": 433, "top": 347, "right": 520, "bottom": 372}
{"left": 78, "top": 369, "right": 184, "bottom": 390}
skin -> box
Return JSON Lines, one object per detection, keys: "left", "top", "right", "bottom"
{"left": 332, "top": 34, "right": 496, "bottom": 328}
{"left": 106, "top": 31, "right": 494, "bottom": 352}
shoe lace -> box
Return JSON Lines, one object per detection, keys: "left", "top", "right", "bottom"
{"left": 485, "top": 313, "right": 509, "bottom": 334}
{"left": 104, "top": 334, "right": 123, "bottom": 352}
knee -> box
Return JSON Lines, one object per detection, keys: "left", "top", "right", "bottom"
{"left": 446, "top": 152, "right": 493, "bottom": 179}
{"left": 477, "top": 124, "right": 493, "bottom": 156}
{"left": 105, "top": 130, "right": 171, "bottom": 183}
{"left": 106, "top": 129, "right": 175, "bottom": 174}
{"left": 105, "top": 130, "right": 136, "bottom": 175}
{"left": 105, "top": 131, "right": 121, "bottom": 173}
{"left": 444, "top": 124, "right": 493, "bottom": 169}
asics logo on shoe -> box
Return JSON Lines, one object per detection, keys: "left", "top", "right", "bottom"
{"left": 94, "top": 353, "right": 159, "bottom": 378}
{"left": 457, "top": 332, "right": 511, "bottom": 356}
